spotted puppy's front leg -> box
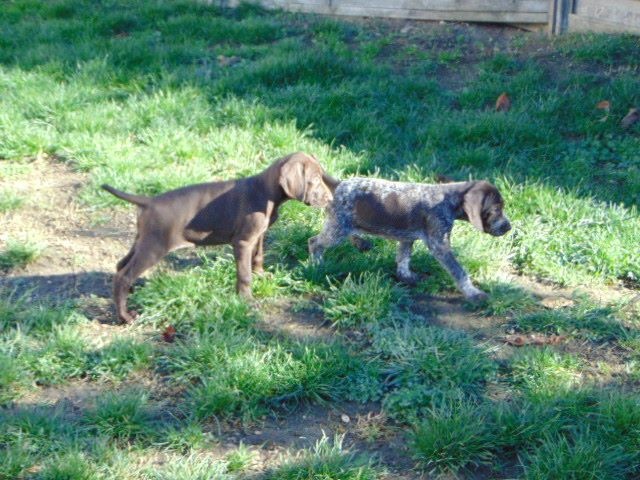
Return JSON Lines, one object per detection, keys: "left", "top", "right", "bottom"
{"left": 395, "top": 240, "right": 419, "bottom": 285}
{"left": 308, "top": 212, "right": 347, "bottom": 263}
{"left": 424, "top": 234, "right": 488, "bottom": 302}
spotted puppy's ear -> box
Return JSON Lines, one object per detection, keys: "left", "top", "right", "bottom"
{"left": 279, "top": 157, "right": 306, "bottom": 201}
{"left": 462, "top": 185, "right": 485, "bottom": 232}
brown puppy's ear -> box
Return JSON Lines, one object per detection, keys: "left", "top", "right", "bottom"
{"left": 279, "top": 157, "right": 306, "bottom": 201}
{"left": 462, "top": 187, "right": 485, "bottom": 232}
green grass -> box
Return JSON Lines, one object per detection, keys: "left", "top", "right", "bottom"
{"left": 264, "top": 435, "right": 381, "bottom": 480}
{"left": 0, "top": 190, "right": 24, "bottom": 212}
{"left": 84, "top": 389, "right": 155, "bottom": 441}
{"left": 1, "top": 1, "right": 639, "bottom": 478}
{"left": 510, "top": 348, "right": 583, "bottom": 398}
{"left": 511, "top": 296, "right": 632, "bottom": 341}
{"left": 0, "top": 239, "right": 43, "bottom": 271}
{"left": 323, "top": 272, "right": 406, "bottom": 328}
{"left": 374, "top": 323, "right": 497, "bottom": 421}
{"left": 411, "top": 400, "right": 496, "bottom": 475}
{"left": 521, "top": 431, "right": 635, "bottom": 480}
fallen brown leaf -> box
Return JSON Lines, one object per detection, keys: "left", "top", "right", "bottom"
{"left": 162, "top": 325, "right": 177, "bottom": 343}
{"left": 505, "top": 333, "right": 566, "bottom": 347}
{"left": 495, "top": 92, "right": 511, "bottom": 112}
{"left": 541, "top": 297, "right": 575, "bottom": 309}
{"left": 505, "top": 334, "right": 526, "bottom": 346}
{"left": 547, "top": 335, "right": 566, "bottom": 345}
{"left": 621, "top": 108, "right": 639, "bottom": 129}
{"left": 595, "top": 100, "right": 610, "bottom": 122}
{"left": 217, "top": 55, "right": 241, "bottom": 67}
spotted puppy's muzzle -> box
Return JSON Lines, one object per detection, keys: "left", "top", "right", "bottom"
{"left": 488, "top": 217, "right": 511, "bottom": 236}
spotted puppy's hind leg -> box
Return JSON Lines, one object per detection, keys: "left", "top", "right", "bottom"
{"left": 308, "top": 212, "right": 348, "bottom": 263}
{"left": 395, "top": 240, "right": 419, "bottom": 285}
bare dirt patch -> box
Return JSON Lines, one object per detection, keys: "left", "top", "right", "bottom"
{"left": 0, "top": 156, "right": 134, "bottom": 301}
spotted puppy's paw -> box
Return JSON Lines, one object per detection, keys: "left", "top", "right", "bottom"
{"left": 462, "top": 284, "right": 488, "bottom": 303}
{"left": 396, "top": 271, "right": 420, "bottom": 286}
{"left": 350, "top": 235, "right": 373, "bottom": 252}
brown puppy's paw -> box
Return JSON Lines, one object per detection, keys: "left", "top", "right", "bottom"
{"left": 119, "top": 310, "right": 138, "bottom": 325}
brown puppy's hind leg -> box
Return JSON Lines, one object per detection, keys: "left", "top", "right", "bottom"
{"left": 113, "top": 241, "right": 167, "bottom": 324}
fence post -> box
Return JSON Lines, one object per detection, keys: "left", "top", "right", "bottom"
{"left": 549, "top": 0, "right": 572, "bottom": 34}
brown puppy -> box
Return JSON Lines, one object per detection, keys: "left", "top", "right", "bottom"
{"left": 103, "top": 152, "right": 333, "bottom": 323}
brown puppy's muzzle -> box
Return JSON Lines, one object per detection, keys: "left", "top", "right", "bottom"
{"left": 304, "top": 181, "right": 333, "bottom": 208}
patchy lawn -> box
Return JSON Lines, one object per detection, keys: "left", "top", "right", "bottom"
{"left": 1, "top": 1, "right": 639, "bottom": 479}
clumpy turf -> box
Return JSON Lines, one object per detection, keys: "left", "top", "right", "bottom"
{"left": 1, "top": 1, "right": 639, "bottom": 478}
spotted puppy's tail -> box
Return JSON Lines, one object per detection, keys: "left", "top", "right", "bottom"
{"left": 322, "top": 173, "right": 341, "bottom": 193}
{"left": 101, "top": 184, "right": 151, "bottom": 207}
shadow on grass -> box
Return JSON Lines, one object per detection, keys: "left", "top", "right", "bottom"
{"left": 0, "top": 271, "right": 114, "bottom": 301}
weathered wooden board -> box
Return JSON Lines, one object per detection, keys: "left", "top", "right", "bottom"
{"left": 327, "top": 0, "right": 547, "bottom": 12}
{"left": 232, "top": 0, "right": 549, "bottom": 24}
{"left": 228, "top": 0, "right": 640, "bottom": 34}
{"left": 571, "top": 0, "right": 640, "bottom": 33}
{"left": 550, "top": 0, "right": 640, "bottom": 34}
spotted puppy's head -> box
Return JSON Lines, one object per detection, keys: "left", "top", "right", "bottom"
{"left": 462, "top": 181, "right": 511, "bottom": 236}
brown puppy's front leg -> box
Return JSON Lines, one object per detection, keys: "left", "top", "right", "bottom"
{"left": 233, "top": 239, "right": 255, "bottom": 298}
{"left": 252, "top": 234, "right": 265, "bottom": 274}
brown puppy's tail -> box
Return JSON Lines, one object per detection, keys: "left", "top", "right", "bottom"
{"left": 101, "top": 184, "right": 151, "bottom": 207}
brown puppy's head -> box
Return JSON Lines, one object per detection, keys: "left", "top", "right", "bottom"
{"left": 462, "top": 181, "right": 511, "bottom": 236}
{"left": 279, "top": 153, "right": 334, "bottom": 208}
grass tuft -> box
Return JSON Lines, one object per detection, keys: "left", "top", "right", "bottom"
{"left": 323, "top": 272, "right": 405, "bottom": 328}
{"left": 0, "top": 239, "right": 43, "bottom": 271}
{"left": 411, "top": 400, "right": 496, "bottom": 476}
{"left": 265, "top": 434, "right": 380, "bottom": 480}
{"left": 521, "top": 430, "right": 635, "bottom": 480}
{"left": 84, "top": 390, "right": 155, "bottom": 441}
{"left": 510, "top": 348, "right": 583, "bottom": 398}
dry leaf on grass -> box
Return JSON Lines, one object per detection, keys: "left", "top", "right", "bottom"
{"left": 505, "top": 333, "right": 566, "bottom": 347}
{"left": 217, "top": 55, "right": 241, "bottom": 67}
{"left": 541, "top": 297, "right": 575, "bottom": 309}
{"left": 162, "top": 324, "right": 177, "bottom": 343}
{"left": 621, "top": 108, "right": 639, "bottom": 129}
{"left": 495, "top": 92, "right": 511, "bottom": 112}
{"left": 595, "top": 100, "right": 610, "bottom": 122}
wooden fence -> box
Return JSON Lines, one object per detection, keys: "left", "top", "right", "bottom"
{"left": 225, "top": 0, "right": 640, "bottom": 34}
{"left": 551, "top": 0, "right": 640, "bottom": 34}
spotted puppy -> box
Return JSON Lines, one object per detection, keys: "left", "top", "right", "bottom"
{"left": 308, "top": 178, "right": 511, "bottom": 301}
